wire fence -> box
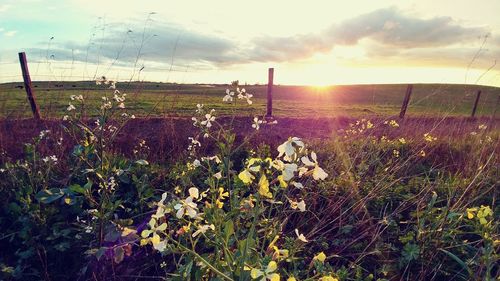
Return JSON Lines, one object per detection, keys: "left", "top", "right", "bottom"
{"left": 1, "top": 57, "right": 500, "bottom": 121}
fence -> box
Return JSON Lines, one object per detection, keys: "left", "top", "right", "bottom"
{"left": 1, "top": 53, "right": 500, "bottom": 121}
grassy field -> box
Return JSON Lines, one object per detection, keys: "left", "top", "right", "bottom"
{"left": 1, "top": 81, "right": 499, "bottom": 118}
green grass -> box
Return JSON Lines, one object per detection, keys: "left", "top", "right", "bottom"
{"left": 1, "top": 82, "right": 499, "bottom": 118}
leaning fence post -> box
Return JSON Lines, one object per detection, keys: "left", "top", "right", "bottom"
{"left": 399, "top": 84, "right": 413, "bottom": 119}
{"left": 266, "top": 68, "right": 274, "bottom": 118}
{"left": 471, "top": 90, "right": 482, "bottom": 118}
{"left": 18, "top": 52, "right": 41, "bottom": 120}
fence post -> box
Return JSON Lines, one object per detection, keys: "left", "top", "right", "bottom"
{"left": 266, "top": 68, "right": 274, "bottom": 118}
{"left": 18, "top": 52, "right": 41, "bottom": 120}
{"left": 399, "top": 84, "right": 413, "bottom": 119}
{"left": 471, "top": 90, "right": 482, "bottom": 118}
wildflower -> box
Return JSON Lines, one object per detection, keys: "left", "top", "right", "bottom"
{"left": 174, "top": 186, "right": 182, "bottom": 194}
{"left": 117, "top": 102, "right": 125, "bottom": 109}
{"left": 277, "top": 137, "right": 304, "bottom": 162}
{"left": 216, "top": 187, "right": 229, "bottom": 208}
{"left": 213, "top": 171, "right": 222, "bottom": 180}
{"left": 366, "top": 120, "right": 374, "bottom": 129}
{"left": 295, "top": 229, "right": 308, "bottom": 243}
{"left": 192, "top": 224, "right": 215, "bottom": 238}
{"left": 258, "top": 174, "right": 272, "bottom": 198}
{"left": 250, "top": 261, "right": 280, "bottom": 281}
{"left": 39, "top": 130, "right": 50, "bottom": 139}
{"left": 398, "top": 138, "right": 406, "bottom": 144}
{"left": 201, "top": 112, "right": 216, "bottom": 128}
{"left": 130, "top": 115, "right": 136, "bottom": 119}
{"left": 62, "top": 115, "right": 69, "bottom": 121}
{"left": 223, "top": 89, "right": 235, "bottom": 102}
{"left": 141, "top": 217, "right": 168, "bottom": 251}
{"left": 385, "top": 120, "right": 399, "bottom": 128}
{"left": 252, "top": 117, "right": 263, "bottom": 130}
{"left": 237, "top": 88, "right": 253, "bottom": 105}
{"left": 174, "top": 189, "right": 199, "bottom": 219}
{"left": 419, "top": 150, "right": 426, "bottom": 157}
{"left": 313, "top": 252, "right": 327, "bottom": 263}
{"left": 238, "top": 169, "right": 255, "bottom": 184}
{"left": 289, "top": 199, "right": 306, "bottom": 212}
{"left": 392, "top": 150, "right": 400, "bottom": 158}
{"left": 477, "top": 205, "right": 493, "bottom": 225}
{"left": 478, "top": 124, "right": 487, "bottom": 130}
{"left": 42, "top": 155, "right": 58, "bottom": 164}
{"left": 300, "top": 152, "right": 328, "bottom": 180}
{"left": 196, "top": 104, "right": 204, "bottom": 114}
{"left": 67, "top": 103, "right": 76, "bottom": 111}
{"left": 192, "top": 159, "right": 201, "bottom": 168}
{"left": 424, "top": 133, "right": 437, "bottom": 142}
{"left": 287, "top": 277, "right": 297, "bottom": 281}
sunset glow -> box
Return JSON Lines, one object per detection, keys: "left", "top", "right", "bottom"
{"left": 1, "top": 0, "right": 499, "bottom": 86}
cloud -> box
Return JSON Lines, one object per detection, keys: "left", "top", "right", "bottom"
{"left": 246, "top": 7, "right": 489, "bottom": 63}
{"left": 26, "top": 7, "right": 492, "bottom": 69}
{"left": 331, "top": 7, "right": 487, "bottom": 48}
{"left": 28, "top": 21, "right": 244, "bottom": 69}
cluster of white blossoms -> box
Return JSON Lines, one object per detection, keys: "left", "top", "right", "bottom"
{"left": 39, "top": 130, "right": 50, "bottom": 140}
{"left": 223, "top": 87, "right": 253, "bottom": 105}
{"left": 42, "top": 155, "right": 58, "bottom": 164}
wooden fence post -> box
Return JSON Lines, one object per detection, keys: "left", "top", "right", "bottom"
{"left": 266, "top": 68, "right": 274, "bottom": 118}
{"left": 399, "top": 84, "right": 413, "bottom": 119}
{"left": 18, "top": 52, "right": 41, "bottom": 120}
{"left": 471, "top": 90, "right": 482, "bottom": 118}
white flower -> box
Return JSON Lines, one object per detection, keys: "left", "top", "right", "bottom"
{"left": 295, "top": 229, "right": 308, "bottom": 242}
{"left": 174, "top": 196, "right": 198, "bottom": 219}
{"left": 67, "top": 103, "right": 76, "bottom": 111}
{"left": 117, "top": 102, "right": 125, "bottom": 109}
{"left": 192, "top": 159, "right": 201, "bottom": 168}
{"left": 39, "top": 130, "right": 50, "bottom": 139}
{"left": 289, "top": 199, "right": 306, "bottom": 212}
{"left": 213, "top": 171, "right": 222, "bottom": 179}
{"left": 130, "top": 115, "right": 136, "bottom": 119}
{"left": 223, "top": 89, "right": 235, "bottom": 102}
{"left": 188, "top": 187, "right": 199, "bottom": 199}
{"left": 282, "top": 163, "right": 298, "bottom": 181}
{"left": 237, "top": 88, "right": 253, "bottom": 104}
{"left": 192, "top": 224, "right": 215, "bottom": 237}
{"left": 252, "top": 117, "right": 263, "bottom": 130}
{"left": 277, "top": 137, "right": 304, "bottom": 162}
{"left": 62, "top": 115, "right": 69, "bottom": 121}
{"left": 301, "top": 151, "right": 328, "bottom": 180}
{"left": 196, "top": 104, "right": 204, "bottom": 113}
{"left": 201, "top": 113, "right": 216, "bottom": 128}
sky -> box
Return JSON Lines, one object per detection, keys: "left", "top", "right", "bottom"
{"left": 1, "top": 0, "right": 500, "bottom": 86}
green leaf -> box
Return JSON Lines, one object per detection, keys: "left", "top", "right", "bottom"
{"left": 68, "top": 184, "right": 86, "bottom": 194}
{"left": 438, "top": 248, "right": 471, "bottom": 276}
{"left": 224, "top": 220, "right": 234, "bottom": 243}
{"left": 35, "top": 188, "right": 64, "bottom": 204}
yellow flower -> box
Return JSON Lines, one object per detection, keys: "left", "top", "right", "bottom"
{"left": 278, "top": 175, "right": 288, "bottom": 188}
{"left": 313, "top": 252, "right": 327, "bottom": 263}
{"left": 216, "top": 187, "right": 229, "bottom": 208}
{"left": 424, "top": 133, "right": 437, "bottom": 142}
{"left": 398, "top": 138, "right": 406, "bottom": 144}
{"left": 239, "top": 169, "right": 255, "bottom": 184}
{"left": 466, "top": 207, "right": 477, "bottom": 219}
{"left": 419, "top": 150, "right": 426, "bottom": 157}
{"left": 287, "top": 277, "right": 297, "bottom": 281}
{"left": 258, "top": 174, "right": 272, "bottom": 198}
